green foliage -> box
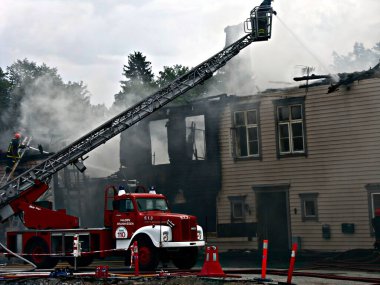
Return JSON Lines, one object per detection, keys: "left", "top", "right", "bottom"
{"left": 0, "top": 58, "right": 107, "bottom": 149}
{"left": 7, "top": 58, "right": 62, "bottom": 88}
{"left": 116, "top": 52, "right": 156, "bottom": 106}
{"left": 0, "top": 68, "right": 11, "bottom": 109}
{"left": 0, "top": 68, "right": 12, "bottom": 131}
{"left": 332, "top": 42, "right": 380, "bottom": 73}
{"left": 156, "top": 64, "right": 212, "bottom": 105}
{"left": 156, "top": 64, "right": 189, "bottom": 88}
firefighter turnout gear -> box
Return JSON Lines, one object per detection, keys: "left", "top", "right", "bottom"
{"left": 7, "top": 135, "right": 23, "bottom": 160}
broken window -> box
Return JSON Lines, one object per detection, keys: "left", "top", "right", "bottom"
{"left": 299, "top": 193, "right": 318, "bottom": 222}
{"left": 275, "top": 98, "right": 306, "bottom": 156}
{"left": 149, "top": 119, "right": 169, "bottom": 165}
{"left": 185, "top": 115, "right": 206, "bottom": 160}
{"left": 233, "top": 109, "right": 259, "bottom": 157}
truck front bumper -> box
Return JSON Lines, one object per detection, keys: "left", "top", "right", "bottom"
{"left": 160, "top": 240, "right": 205, "bottom": 248}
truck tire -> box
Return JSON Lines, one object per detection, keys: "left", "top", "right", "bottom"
{"left": 67, "top": 255, "right": 94, "bottom": 267}
{"left": 138, "top": 240, "right": 159, "bottom": 270}
{"left": 25, "top": 237, "right": 58, "bottom": 269}
{"left": 172, "top": 247, "right": 198, "bottom": 269}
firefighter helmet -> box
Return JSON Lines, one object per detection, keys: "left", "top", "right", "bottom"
{"left": 14, "top": 133, "right": 21, "bottom": 139}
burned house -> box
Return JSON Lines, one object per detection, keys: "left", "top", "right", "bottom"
{"left": 3, "top": 68, "right": 379, "bottom": 254}
{"left": 114, "top": 74, "right": 380, "bottom": 252}
{"left": 117, "top": 95, "right": 230, "bottom": 232}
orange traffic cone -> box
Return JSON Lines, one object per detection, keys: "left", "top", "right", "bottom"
{"left": 198, "top": 246, "right": 226, "bottom": 277}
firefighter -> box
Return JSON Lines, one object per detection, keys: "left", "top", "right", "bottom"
{"left": 260, "top": 0, "right": 272, "bottom": 6}
{"left": 6, "top": 132, "right": 25, "bottom": 162}
{"left": 257, "top": 0, "right": 276, "bottom": 36}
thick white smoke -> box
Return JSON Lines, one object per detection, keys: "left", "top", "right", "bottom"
{"left": 13, "top": 73, "right": 120, "bottom": 178}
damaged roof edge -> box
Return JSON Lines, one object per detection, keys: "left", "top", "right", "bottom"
{"left": 291, "top": 61, "right": 380, "bottom": 94}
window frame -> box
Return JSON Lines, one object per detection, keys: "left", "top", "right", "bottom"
{"left": 185, "top": 115, "right": 206, "bottom": 161}
{"left": 231, "top": 103, "right": 262, "bottom": 161}
{"left": 119, "top": 198, "right": 135, "bottom": 212}
{"left": 228, "top": 195, "right": 247, "bottom": 223}
{"left": 299, "top": 193, "right": 319, "bottom": 222}
{"left": 365, "top": 183, "right": 380, "bottom": 235}
{"left": 273, "top": 97, "right": 307, "bottom": 158}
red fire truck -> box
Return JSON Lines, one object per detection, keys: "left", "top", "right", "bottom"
{"left": 0, "top": 4, "right": 274, "bottom": 270}
{"left": 6, "top": 183, "right": 204, "bottom": 269}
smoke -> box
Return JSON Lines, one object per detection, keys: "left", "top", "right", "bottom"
{"left": 209, "top": 23, "right": 258, "bottom": 96}
{"left": 2, "top": 72, "right": 121, "bottom": 178}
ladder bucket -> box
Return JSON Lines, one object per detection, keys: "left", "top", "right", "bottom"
{"left": 244, "top": 5, "right": 274, "bottom": 41}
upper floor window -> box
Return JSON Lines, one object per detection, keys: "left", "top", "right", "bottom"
{"left": 150, "top": 119, "right": 169, "bottom": 165}
{"left": 185, "top": 115, "right": 206, "bottom": 160}
{"left": 274, "top": 97, "right": 307, "bottom": 157}
{"left": 233, "top": 105, "right": 260, "bottom": 159}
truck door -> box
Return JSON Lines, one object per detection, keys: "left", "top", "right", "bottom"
{"left": 113, "top": 198, "right": 137, "bottom": 240}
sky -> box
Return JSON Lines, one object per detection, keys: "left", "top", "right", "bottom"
{"left": 1, "top": 0, "right": 380, "bottom": 108}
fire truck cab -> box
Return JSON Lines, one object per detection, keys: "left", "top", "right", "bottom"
{"left": 105, "top": 186, "right": 205, "bottom": 270}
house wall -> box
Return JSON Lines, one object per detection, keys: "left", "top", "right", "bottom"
{"left": 217, "top": 78, "right": 380, "bottom": 251}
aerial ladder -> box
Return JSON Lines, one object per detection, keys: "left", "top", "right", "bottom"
{"left": 0, "top": 5, "right": 274, "bottom": 224}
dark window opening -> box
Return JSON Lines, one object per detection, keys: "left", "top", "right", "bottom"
{"left": 228, "top": 196, "right": 247, "bottom": 223}
{"left": 149, "top": 119, "right": 169, "bottom": 165}
{"left": 371, "top": 193, "right": 380, "bottom": 218}
{"left": 185, "top": 115, "right": 206, "bottom": 160}
{"left": 365, "top": 184, "right": 380, "bottom": 235}
{"left": 304, "top": 200, "right": 316, "bottom": 217}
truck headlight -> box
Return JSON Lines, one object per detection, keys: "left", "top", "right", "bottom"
{"left": 162, "top": 231, "right": 169, "bottom": 242}
{"left": 197, "top": 230, "right": 202, "bottom": 240}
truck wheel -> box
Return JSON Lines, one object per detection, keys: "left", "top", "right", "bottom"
{"left": 172, "top": 247, "right": 198, "bottom": 269}
{"left": 25, "top": 237, "right": 58, "bottom": 269}
{"left": 138, "top": 240, "right": 159, "bottom": 270}
{"left": 67, "top": 255, "right": 94, "bottom": 267}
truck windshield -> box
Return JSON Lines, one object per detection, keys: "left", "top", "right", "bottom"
{"left": 136, "top": 198, "right": 169, "bottom": 212}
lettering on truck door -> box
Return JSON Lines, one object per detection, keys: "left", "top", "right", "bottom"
{"left": 113, "top": 198, "right": 136, "bottom": 239}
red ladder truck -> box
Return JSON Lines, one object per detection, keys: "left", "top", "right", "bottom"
{"left": 0, "top": 4, "right": 274, "bottom": 270}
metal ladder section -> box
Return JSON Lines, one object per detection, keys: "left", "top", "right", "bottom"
{"left": 0, "top": 6, "right": 273, "bottom": 218}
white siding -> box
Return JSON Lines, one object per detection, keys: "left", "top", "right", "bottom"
{"left": 217, "top": 78, "right": 380, "bottom": 251}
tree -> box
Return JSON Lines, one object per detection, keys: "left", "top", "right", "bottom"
{"left": 0, "top": 67, "right": 12, "bottom": 131}
{"left": 115, "top": 52, "right": 156, "bottom": 106}
{"left": 3, "top": 59, "right": 65, "bottom": 132}
{"left": 1, "top": 58, "right": 107, "bottom": 150}
{"left": 0, "top": 67, "right": 11, "bottom": 106}
{"left": 156, "top": 64, "right": 212, "bottom": 104}
{"left": 331, "top": 42, "right": 380, "bottom": 73}
{"left": 7, "top": 59, "right": 62, "bottom": 88}
{"left": 156, "top": 64, "right": 189, "bottom": 88}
